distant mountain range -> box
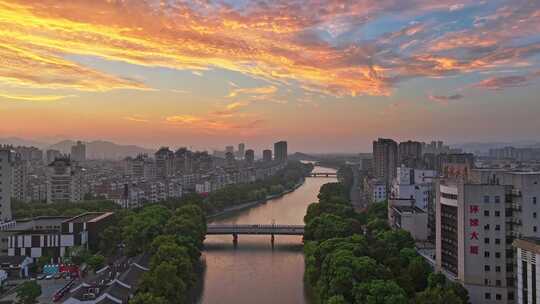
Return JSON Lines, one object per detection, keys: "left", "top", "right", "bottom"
{"left": 452, "top": 141, "right": 540, "bottom": 154}
{"left": 0, "top": 137, "right": 154, "bottom": 160}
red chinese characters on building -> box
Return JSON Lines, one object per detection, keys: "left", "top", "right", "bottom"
{"left": 469, "top": 205, "right": 480, "bottom": 255}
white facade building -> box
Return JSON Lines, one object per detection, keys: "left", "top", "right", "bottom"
{"left": 392, "top": 166, "right": 437, "bottom": 210}
{"left": 514, "top": 238, "right": 540, "bottom": 304}
{"left": 46, "top": 157, "right": 85, "bottom": 203}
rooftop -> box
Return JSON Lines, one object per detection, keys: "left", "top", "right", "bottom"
{"left": 393, "top": 205, "right": 425, "bottom": 214}
{"left": 63, "top": 212, "right": 114, "bottom": 224}
{"left": 513, "top": 237, "right": 540, "bottom": 253}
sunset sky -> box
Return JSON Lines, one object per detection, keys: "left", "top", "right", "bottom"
{"left": 0, "top": 0, "right": 539, "bottom": 152}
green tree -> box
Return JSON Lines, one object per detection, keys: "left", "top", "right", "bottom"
{"left": 415, "top": 287, "right": 463, "bottom": 304}
{"left": 99, "top": 225, "right": 122, "bottom": 256}
{"left": 353, "top": 280, "right": 408, "bottom": 304}
{"left": 141, "top": 262, "right": 187, "bottom": 304}
{"left": 16, "top": 281, "right": 41, "bottom": 304}
{"left": 327, "top": 295, "right": 349, "bottom": 304}
{"left": 87, "top": 254, "right": 106, "bottom": 271}
{"left": 130, "top": 292, "right": 167, "bottom": 304}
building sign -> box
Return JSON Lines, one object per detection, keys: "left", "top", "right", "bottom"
{"left": 469, "top": 205, "right": 480, "bottom": 255}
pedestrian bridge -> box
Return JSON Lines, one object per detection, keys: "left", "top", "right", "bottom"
{"left": 206, "top": 224, "right": 305, "bottom": 245}
{"left": 308, "top": 172, "right": 337, "bottom": 177}
{"left": 207, "top": 224, "right": 304, "bottom": 235}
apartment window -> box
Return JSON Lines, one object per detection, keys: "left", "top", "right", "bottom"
{"left": 485, "top": 265, "right": 491, "bottom": 271}
{"left": 534, "top": 197, "right": 537, "bottom": 205}
{"left": 495, "top": 196, "right": 501, "bottom": 203}
{"left": 495, "top": 210, "right": 501, "bottom": 217}
{"left": 496, "top": 280, "right": 502, "bottom": 287}
{"left": 496, "top": 266, "right": 501, "bottom": 272}
{"left": 534, "top": 212, "right": 537, "bottom": 219}
{"left": 485, "top": 251, "right": 490, "bottom": 258}
{"left": 485, "top": 224, "right": 490, "bottom": 230}
{"left": 484, "top": 196, "right": 490, "bottom": 203}
{"left": 495, "top": 225, "right": 501, "bottom": 231}
{"left": 484, "top": 210, "right": 490, "bottom": 216}
{"left": 535, "top": 226, "right": 538, "bottom": 233}
{"left": 496, "top": 252, "right": 501, "bottom": 258}
{"left": 485, "top": 292, "right": 492, "bottom": 300}
{"left": 508, "top": 292, "right": 514, "bottom": 301}
{"left": 495, "top": 238, "right": 501, "bottom": 245}
{"left": 485, "top": 238, "right": 490, "bottom": 244}
{"left": 496, "top": 294, "right": 502, "bottom": 301}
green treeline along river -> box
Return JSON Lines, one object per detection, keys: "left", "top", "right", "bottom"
{"left": 198, "top": 166, "right": 337, "bottom": 304}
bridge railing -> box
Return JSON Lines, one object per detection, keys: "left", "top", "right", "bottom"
{"left": 207, "top": 224, "right": 305, "bottom": 229}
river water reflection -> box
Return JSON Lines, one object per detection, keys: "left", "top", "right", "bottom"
{"left": 198, "top": 166, "right": 337, "bottom": 304}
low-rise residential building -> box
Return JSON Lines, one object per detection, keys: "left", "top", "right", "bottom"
{"left": 388, "top": 198, "right": 428, "bottom": 241}
{"left": 365, "top": 179, "right": 387, "bottom": 203}
{"left": 2, "top": 212, "right": 113, "bottom": 259}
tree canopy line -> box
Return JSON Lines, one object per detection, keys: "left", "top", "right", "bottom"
{"left": 201, "top": 161, "right": 313, "bottom": 214}
{"left": 303, "top": 166, "right": 469, "bottom": 304}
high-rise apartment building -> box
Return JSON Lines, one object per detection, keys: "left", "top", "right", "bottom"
{"left": 0, "top": 147, "right": 14, "bottom": 221}
{"left": 15, "top": 146, "right": 43, "bottom": 163}
{"left": 46, "top": 149, "right": 61, "bottom": 165}
{"left": 46, "top": 157, "right": 85, "bottom": 203}
{"left": 155, "top": 147, "right": 174, "bottom": 178}
{"left": 11, "top": 153, "right": 27, "bottom": 202}
{"left": 263, "top": 149, "right": 272, "bottom": 162}
{"left": 274, "top": 141, "right": 288, "bottom": 162}
{"left": 245, "top": 149, "right": 255, "bottom": 164}
{"left": 398, "top": 140, "right": 422, "bottom": 168}
{"left": 238, "top": 143, "right": 245, "bottom": 159}
{"left": 71, "top": 141, "right": 86, "bottom": 162}
{"left": 435, "top": 169, "right": 540, "bottom": 304}
{"left": 373, "top": 138, "right": 398, "bottom": 186}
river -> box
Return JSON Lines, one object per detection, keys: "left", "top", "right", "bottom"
{"left": 198, "top": 166, "right": 337, "bottom": 304}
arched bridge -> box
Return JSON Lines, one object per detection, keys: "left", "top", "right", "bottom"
{"left": 309, "top": 172, "right": 337, "bottom": 177}
{"left": 206, "top": 224, "right": 304, "bottom": 245}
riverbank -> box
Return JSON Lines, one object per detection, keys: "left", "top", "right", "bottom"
{"left": 206, "top": 178, "right": 306, "bottom": 220}
{"left": 199, "top": 166, "right": 337, "bottom": 304}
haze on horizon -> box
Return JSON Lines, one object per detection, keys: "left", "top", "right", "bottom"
{"left": 0, "top": 0, "right": 539, "bottom": 153}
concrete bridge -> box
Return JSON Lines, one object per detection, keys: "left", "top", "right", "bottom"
{"left": 308, "top": 172, "right": 338, "bottom": 177}
{"left": 206, "top": 224, "right": 304, "bottom": 245}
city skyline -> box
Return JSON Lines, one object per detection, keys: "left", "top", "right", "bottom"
{"left": 1, "top": 0, "right": 540, "bottom": 152}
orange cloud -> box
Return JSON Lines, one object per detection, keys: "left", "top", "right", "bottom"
{"left": 0, "top": 91, "right": 74, "bottom": 101}
{"left": 0, "top": 0, "right": 538, "bottom": 97}
{"left": 227, "top": 86, "right": 278, "bottom": 98}
{"left": 472, "top": 70, "right": 540, "bottom": 91}
{"left": 124, "top": 115, "right": 150, "bottom": 123}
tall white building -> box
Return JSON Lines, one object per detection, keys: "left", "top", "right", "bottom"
{"left": 0, "top": 147, "right": 14, "bottom": 222}
{"left": 71, "top": 141, "right": 86, "bottom": 162}
{"left": 514, "top": 238, "right": 540, "bottom": 304}
{"left": 391, "top": 166, "right": 437, "bottom": 210}
{"left": 46, "top": 157, "right": 85, "bottom": 203}
{"left": 435, "top": 169, "right": 540, "bottom": 304}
